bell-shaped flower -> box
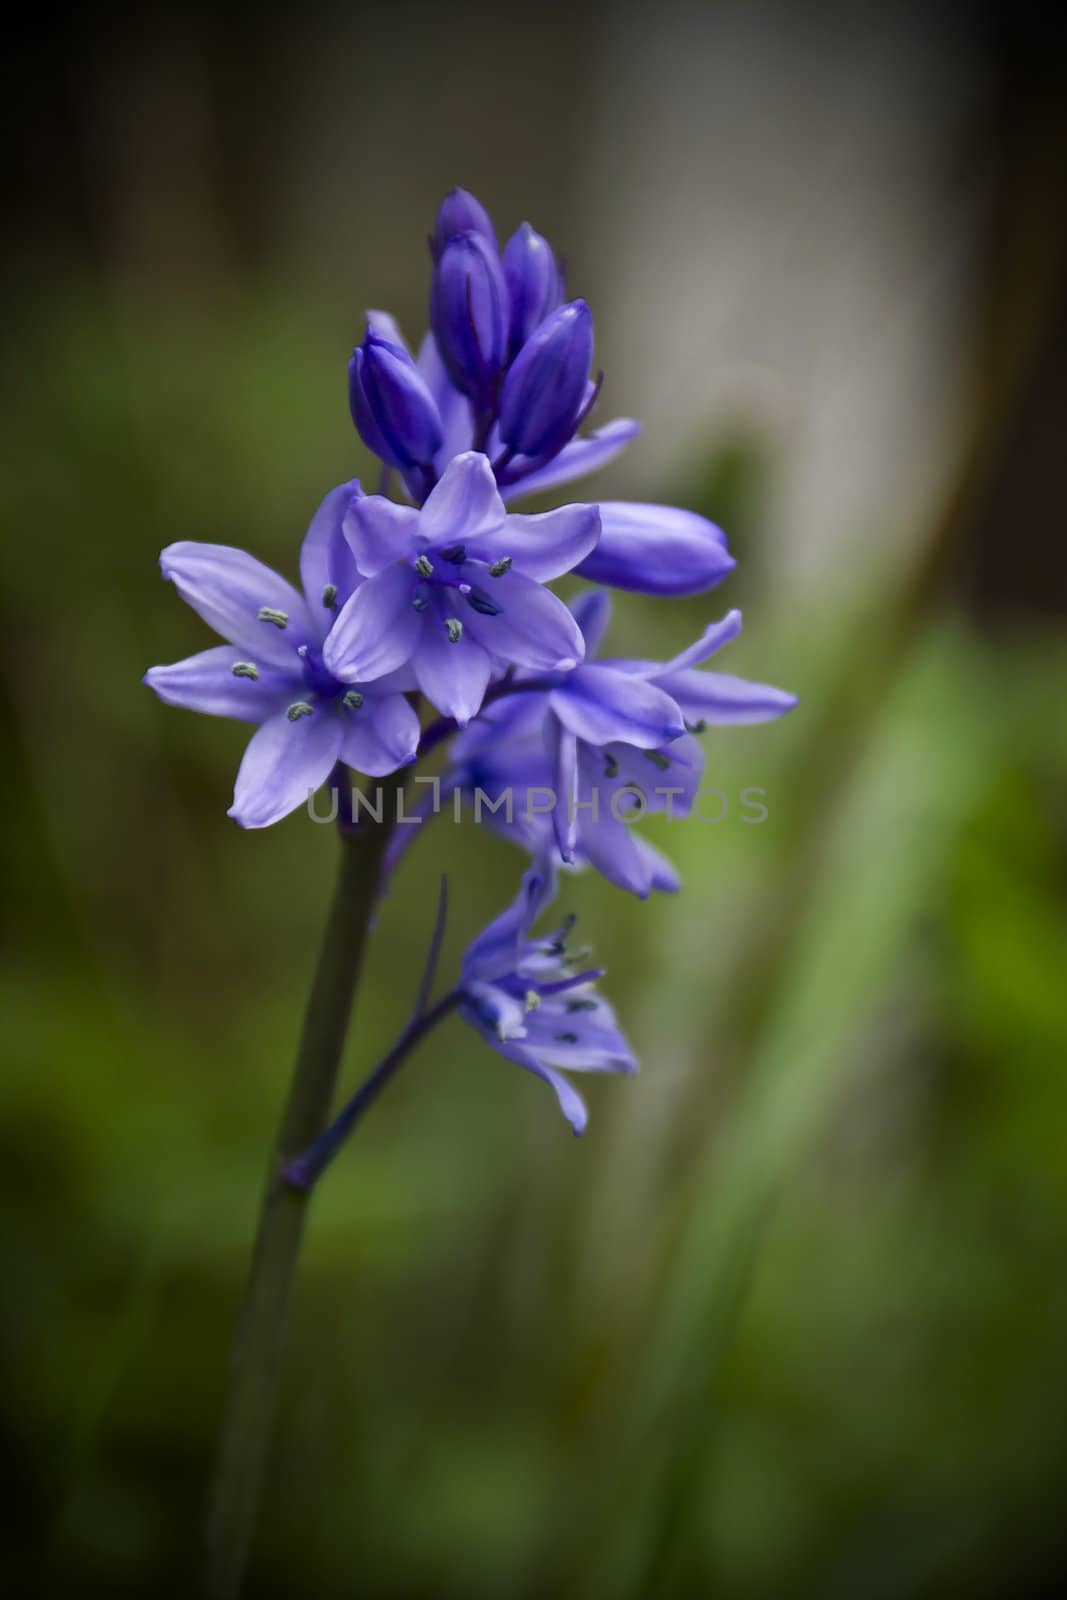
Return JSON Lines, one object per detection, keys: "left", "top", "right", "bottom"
{"left": 324, "top": 452, "right": 600, "bottom": 726}
{"left": 348, "top": 326, "right": 444, "bottom": 473}
{"left": 144, "top": 482, "right": 420, "bottom": 828}
{"left": 459, "top": 858, "right": 637, "bottom": 1133}
{"left": 498, "top": 300, "right": 594, "bottom": 463}
{"left": 503, "top": 222, "right": 561, "bottom": 354}
{"left": 429, "top": 232, "right": 509, "bottom": 408}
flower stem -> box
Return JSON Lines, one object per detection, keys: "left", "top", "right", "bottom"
{"left": 205, "top": 769, "right": 405, "bottom": 1599}
{"left": 283, "top": 988, "right": 461, "bottom": 1192}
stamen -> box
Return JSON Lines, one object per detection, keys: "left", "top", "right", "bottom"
{"left": 444, "top": 617, "right": 463, "bottom": 643}
{"left": 555, "top": 1031, "right": 579, "bottom": 1044}
{"left": 566, "top": 998, "right": 598, "bottom": 1012}
{"left": 439, "top": 543, "right": 466, "bottom": 563}
{"left": 466, "top": 587, "right": 502, "bottom": 617}
{"left": 322, "top": 584, "right": 338, "bottom": 609}
{"left": 412, "top": 594, "right": 430, "bottom": 612}
{"left": 603, "top": 753, "right": 619, "bottom": 779}
{"left": 258, "top": 606, "right": 288, "bottom": 628}
{"left": 286, "top": 701, "right": 314, "bottom": 721}
{"left": 342, "top": 690, "right": 364, "bottom": 710}
{"left": 524, "top": 989, "right": 541, "bottom": 1012}
{"left": 414, "top": 554, "right": 434, "bottom": 578}
{"left": 686, "top": 718, "right": 708, "bottom": 734}
{"left": 644, "top": 751, "right": 672, "bottom": 771}
{"left": 231, "top": 662, "right": 259, "bottom": 680}
{"left": 488, "top": 556, "right": 512, "bottom": 577}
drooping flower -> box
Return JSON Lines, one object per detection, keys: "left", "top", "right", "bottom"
{"left": 144, "top": 482, "right": 420, "bottom": 828}
{"left": 459, "top": 858, "right": 637, "bottom": 1133}
{"left": 324, "top": 451, "right": 599, "bottom": 725}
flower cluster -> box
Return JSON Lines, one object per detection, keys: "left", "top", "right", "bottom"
{"left": 145, "top": 187, "right": 795, "bottom": 1131}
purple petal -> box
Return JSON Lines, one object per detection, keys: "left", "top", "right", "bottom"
{"left": 300, "top": 479, "right": 364, "bottom": 627}
{"left": 576, "top": 503, "right": 734, "bottom": 596}
{"left": 228, "top": 706, "right": 343, "bottom": 829}
{"left": 545, "top": 715, "right": 579, "bottom": 862}
{"left": 495, "top": 503, "right": 600, "bottom": 582}
{"left": 366, "top": 308, "right": 411, "bottom": 354}
{"left": 490, "top": 1037, "right": 589, "bottom": 1134}
{"left": 416, "top": 332, "right": 475, "bottom": 474}
{"left": 568, "top": 589, "right": 612, "bottom": 657}
{"left": 576, "top": 805, "right": 653, "bottom": 898}
{"left": 339, "top": 692, "right": 420, "bottom": 776}
{"left": 631, "top": 836, "right": 682, "bottom": 894}
{"left": 659, "top": 669, "right": 799, "bottom": 725}
{"left": 550, "top": 664, "right": 685, "bottom": 750}
{"left": 159, "top": 542, "right": 316, "bottom": 666}
{"left": 144, "top": 645, "right": 295, "bottom": 723}
{"left": 420, "top": 451, "right": 506, "bottom": 543}
{"left": 413, "top": 609, "right": 492, "bottom": 725}
{"left": 343, "top": 495, "right": 421, "bottom": 577}
{"left": 500, "top": 418, "right": 641, "bottom": 502}
{"left": 462, "top": 570, "right": 585, "bottom": 673}
{"left": 522, "top": 1011, "right": 638, "bottom": 1074}
{"left": 323, "top": 564, "right": 422, "bottom": 681}
{"left": 463, "top": 858, "right": 559, "bottom": 982}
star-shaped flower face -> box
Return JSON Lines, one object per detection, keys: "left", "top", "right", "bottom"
{"left": 144, "top": 481, "right": 421, "bottom": 828}
{"left": 322, "top": 452, "right": 601, "bottom": 726}
{"left": 458, "top": 859, "right": 637, "bottom": 1133}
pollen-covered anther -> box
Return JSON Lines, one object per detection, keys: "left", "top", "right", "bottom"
{"left": 487, "top": 556, "right": 512, "bottom": 577}
{"left": 414, "top": 554, "right": 434, "bottom": 578}
{"left": 258, "top": 606, "right": 289, "bottom": 628}
{"left": 231, "top": 662, "right": 259, "bottom": 680}
{"left": 524, "top": 989, "right": 542, "bottom": 1012}
{"left": 644, "top": 751, "right": 672, "bottom": 771}
{"left": 342, "top": 690, "right": 364, "bottom": 710}
{"left": 444, "top": 617, "right": 464, "bottom": 643}
{"left": 322, "top": 584, "right": 338, "bottom": 609}
{"left": 286, "top": 701, "right": 315, "bottom": 722}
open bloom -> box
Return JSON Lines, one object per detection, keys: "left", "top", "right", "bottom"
{"left": 325, "top": 451, "right": 599, "bottom": 724}
{"left": 459, "top": 858, "right": 636, "bottom": 1133}
{"left": 144, "top": 481, "right": 420, "bottom": 828}
{"left": 442, "top": 591, "right": 797, "bottom": 895}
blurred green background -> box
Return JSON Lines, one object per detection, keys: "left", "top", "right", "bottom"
{"left": 4, "top": 4, "right": 1067, "bottom": 1596}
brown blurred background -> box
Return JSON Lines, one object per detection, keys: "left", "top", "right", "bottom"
{"left": 3, "top": 3, "right": 1067, "bottom": 1596}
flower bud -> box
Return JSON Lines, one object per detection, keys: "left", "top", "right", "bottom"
{"left": 432, "top": 187, "right": 497, "bottom": 258}
{"left": 497, "top": 300, "right": 593, "bottom": 461}
{"left": 430, "top": 232, "right": 509, "bottom": 406}
{"left": 503, "top": 223, "right": 561, "bottom": 355}
{"left": 348, "top": 328, "right": 444, "bottom": 470}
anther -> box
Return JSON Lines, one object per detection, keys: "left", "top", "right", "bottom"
{"left": 644, "top": 751, "right": 672, "bottom": 771}
{"left": 445, "top": 617, "right": 464, "bottom": 643}
{"left": 342, "top": 690, "right": 364, "bottom": 710}
{"left": 231, "top": 662, "right": 259, "bottom": 680}
{"left": 466, "top": 586, "right": 502, "bottom": 616}
{"left": 555, "top": 1031, "right": 579, "bottom": 1044}
{"left": 414, "top": 554, "right": 434, "bottom": 578}
{"left": 258, "top": 606, "right": 288, "bottom": 628}
{"left": 322, "top": 583, "right": 338, "bottom": 609}
{"left": 685, "top": 718, "right": 708, "bottom": 734}
{"left": 524, "top": 989, "right": 541, "bottom": 1012}
{"left": 412, "top": 594, "right": 430, "bottom": 612}
{"left": 439, "top": 543, "right": 466, "bottom": 563}
{"left": 566, "top": 998, "right": 598, "bottom": 1013}
{"left": 488, "top": 556, "right": 512, "bottom": 577}
{"left": 603, "top": 753, "right": 619, "bottom": 779}
{"left": 286, "top": 701, "right": 314, "bottom": 721}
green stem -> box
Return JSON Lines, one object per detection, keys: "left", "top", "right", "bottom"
{"left": 205, "top": 768, "right": 404, "bottom": 1598}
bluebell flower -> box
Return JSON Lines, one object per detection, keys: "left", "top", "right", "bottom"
{"left": 348, "top": 326, "right": 444, "bottom": 475}
{"left": 144, "top": 482, "right": 420, "bottom": 828}
{"left": 502, "top": 221, "right": 562, "bottom": 354}
{"left": 323, "top": 452, "right": 599, "bottom": 725}
{"left": 459, "top": 858, "right": 637, "bottom": 1133}
{"left": 497, "top": 299, "right": 595, "bottom": 463}
{"left": 441, "top": 591, "right": 797, "bottom": 895}
{"left": 430, "top": 231, "right": 509, "bottom": 409}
